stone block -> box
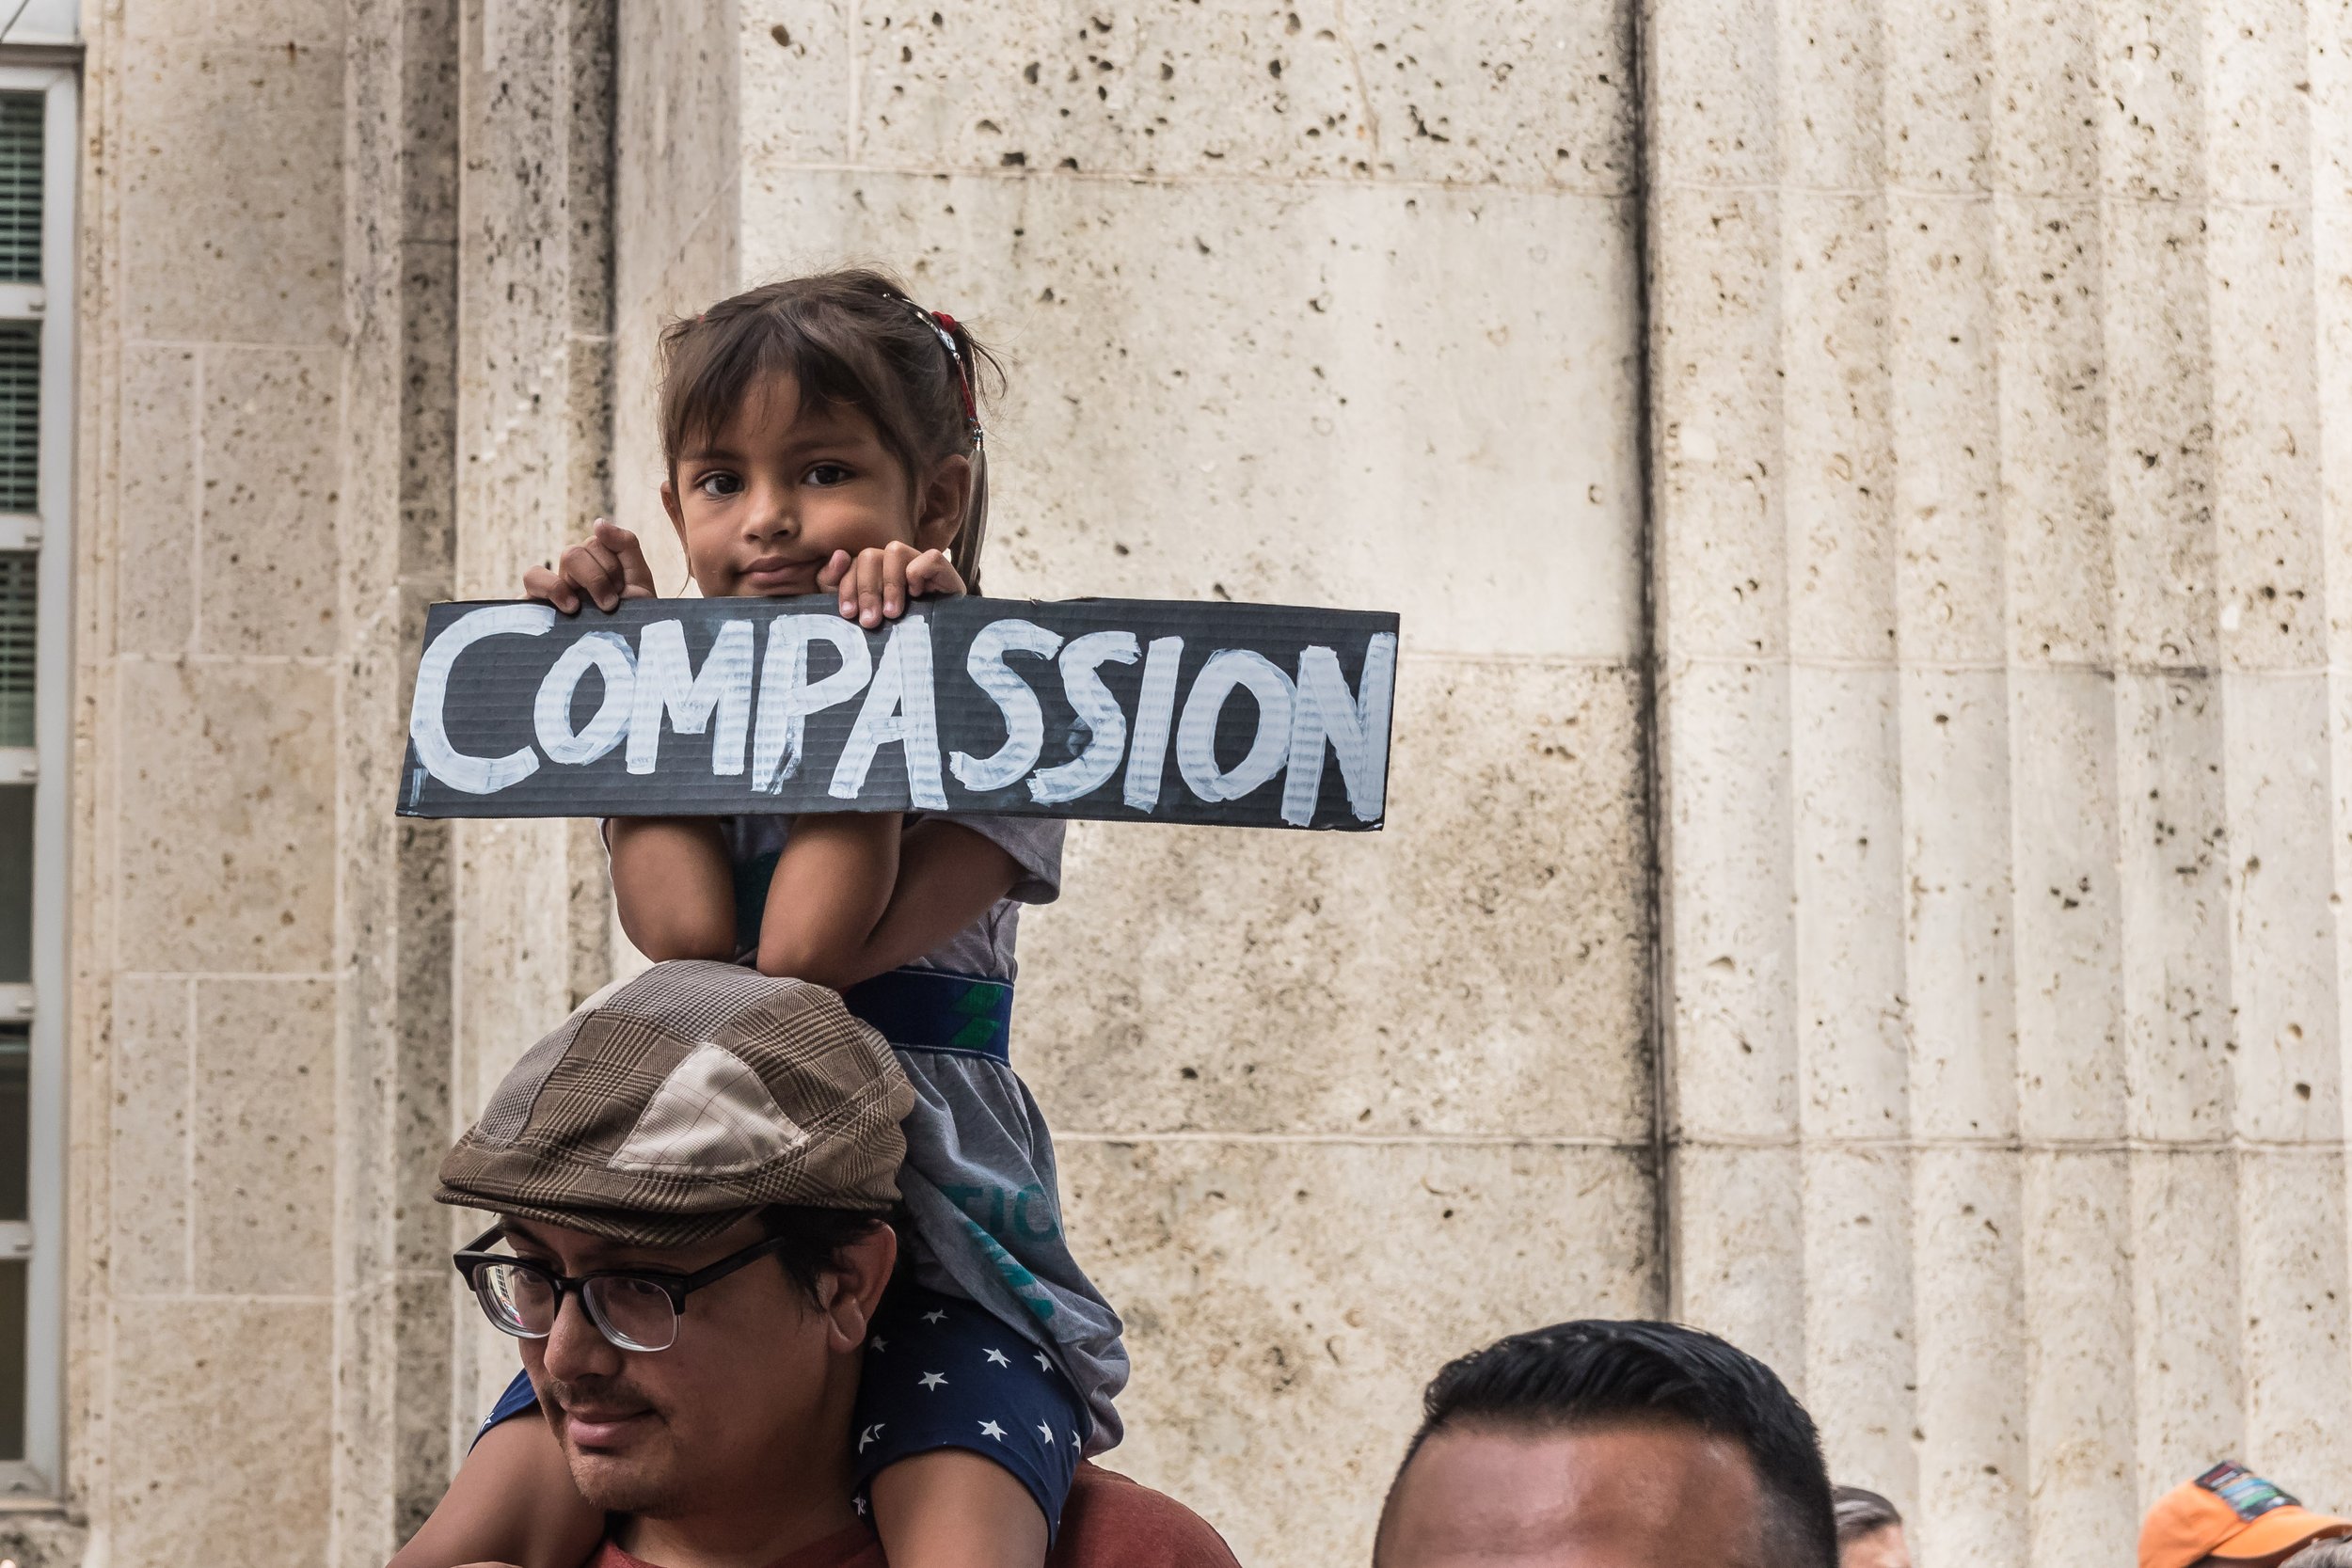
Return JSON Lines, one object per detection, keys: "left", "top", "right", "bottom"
{"left": 1886, "top": 191, "right": 2002, "bottom": 664}
{"left": 2314, "top": 20, "right": 2352, "bottom": 208}
{"left": 1883, "top": 0, "right": 1991, "bottom": 191}
{"left": 2008, "top": 668, "right": 2124, "bottom": 1143}
{"left": 1061, "top": 1137, "right": 1655, "bottom": 1567}
{"left": 1649, "top": 183, "right": 1786, "bottom": 661}
{"left": 2092, "top": 0, "right": 2201, "bottom": 203}
{"left": 118, "top": 40, "right": 346, "bottom": 345}
{"left": 2207, "top": 202, "right": 2326, "bottom": 673}
{"left": 118, "top": 659, "right": 338, "bottom": 973}
{"left": 1985, "top": 0, "right": 2098, "bottom": 197}
{"left": 1661, "top": 658, "right": 1797, "bottom": 1141}
{"left": 1671, "top": 1143, "right": 1804, "bottom": 1380}
{"left": 739, "top": 0, "right": 851, "bottom": 165}
{"left": 1788, "top": 666, "right": 1905, "bottom": 1139}
{"left": 2218, "top": 673, "right": 2340, "bottom": 1143}
{"left": 117, "top": 345, "right": 198, "bottom": 657}
{"left": 111, "top": 1299, "right": 333, "bottom": 1567}
{"left": 1897, "top": 665, "right": 2018, "bottom": 1141}
{"left": 1773, "top": 0, "right": 1883, "bottom": 190}
{"left": 1993, "top": 195, "right": 2111, "bottom": 665}
{"left": 192, "top": 978, "right": 336, "bottom": 1295}
{"left": 835, "top": 0, "right": 1631, "bottom": 190}
{"left": 135, "top": 0, "right": 345, "bottom": 48}
{"left": 2112, "top": 673, "right": 2229, "bottom": 1144}
{"left": 1909, "top": 1148, "right": 2025, "bottom": 1568}
{"left": 2099, "top": 198, "right": 2216, "bottom": 671}
{"left": 1020, "top": 659, "right": 1648, "bottom": 1139}
{"left": 2203, "top": 0, "right": 2306, "bottom": 206}
{"left": 1645, "top": 0, "right": 1781, "bottom": 186}
{"left": 2127, "top": 1148, "right": 2243, "bottom": 1497}
{"left": 109, "top": 976, "right": 190, "bottom": 1297}
{"left": 1801, "top": 1147, "right": 1915, "bottom": 1508}
{"left": 616, "top": 0, "right": 740, "bottom": 298}
{"left": 1781, "top": 191, "right": 1896, "bottom": 662}
{"left": 2021, "top": 1151, "right": 2137, "bottom": 1568}
{"left": 2236, "top": 1148, "right": 2352, "bottom": 1496}
{"left": 200, "top": 347, "right": 343, "bottom": 657}
{"left": 737, "top": 169, "right": 1644, "bottom": 660}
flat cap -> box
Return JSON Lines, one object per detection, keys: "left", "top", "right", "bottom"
{"left": 437, "top": 960, "right": 914, "bottom": 1245}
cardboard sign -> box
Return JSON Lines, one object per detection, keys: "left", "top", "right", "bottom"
{"left": 399, "top": 594, "right": 1399, "bottom": 831}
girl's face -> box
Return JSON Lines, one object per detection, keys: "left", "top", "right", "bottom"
{"left": 660, "top": 372, "right": 969, "bottom": 598}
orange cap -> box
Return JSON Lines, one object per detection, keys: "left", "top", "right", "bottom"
{"left": 2141, "top": 1464, "right": 2352, "bottom": 1568}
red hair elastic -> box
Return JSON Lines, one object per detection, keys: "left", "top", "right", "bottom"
{"left": 912, "top": 301, "right": 984, "bottom": 447}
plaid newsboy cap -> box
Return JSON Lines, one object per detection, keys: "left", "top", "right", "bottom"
{"left": 436, "top": 960, "right": 914, "bottom": 1245}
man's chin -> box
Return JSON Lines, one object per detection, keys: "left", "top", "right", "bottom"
{"left": 559, "top": 1419, "right": 676, "bottom": 1515}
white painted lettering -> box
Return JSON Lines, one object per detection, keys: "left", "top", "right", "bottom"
{"left": 950, "top": 618, "right": 1063, "bottom": 793}
{"left": 410, "top": 603, "right": 552, "bottom": 794}
{"left": 1281, "top": 634, "right": 1396, "bottom": 825}
{"left": 532, "top": 631, "right": 636, "bottom": 766}
{"left": 1029, "top": 630, "right": 1140, "bottom": 804}
{"left": 1121, "top": 635, "right": 1184, "bottom": 812}
{"left": 753, "top": 617, "right": 872, "bottom": 792}
{"left": 831, "top": 618, "right": 948, "bottom": 808}
{"left": 1175, "top": 648, "right": 1294, "bottom": 802}
{"left": 627, "top": 618, "right": 756, "bottom": 776}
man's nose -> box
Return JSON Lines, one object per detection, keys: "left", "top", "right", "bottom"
{"left": 540, "top": 1291, "right": 624, "bottom": 1383}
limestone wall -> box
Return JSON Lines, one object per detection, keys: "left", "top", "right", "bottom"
{"left": 1648, "top": 0, "right": 2352, "bottom": 1560}
{"left": 67, "top": 1, "right": 2352, "bottom": 1567}
{"left": 636, "top": 6, "right": 1660, "bottom": 1561}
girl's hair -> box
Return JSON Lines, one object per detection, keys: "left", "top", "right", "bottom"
{"left": 658, "top": 269, "right": 1005, "bottom": 591}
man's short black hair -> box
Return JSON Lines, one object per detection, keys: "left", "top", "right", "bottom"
{"left": 1395, "top": 1319, "right": 1836, "bottom": 1568}
{"left": 755, "top": 1204, "right": 892, "bottom": 1307}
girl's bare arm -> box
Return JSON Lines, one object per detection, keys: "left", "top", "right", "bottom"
{"left": 606, "top": 818, "right": 736, "bottom": 961}
{"left": 754, "top": 817, "right": 1025, "bottom": 988}
{"left": 387, "top": 1415, "right": 603, "bottom": 1568}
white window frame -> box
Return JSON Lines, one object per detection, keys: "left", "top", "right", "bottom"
{"left": 0, "top": 60, "right": 78, "bottom": 1503}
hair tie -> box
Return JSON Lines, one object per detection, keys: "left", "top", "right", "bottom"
{"left": 910, "top": 299, "right": 983, "bottom": 448}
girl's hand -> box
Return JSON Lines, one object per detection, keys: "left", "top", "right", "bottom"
{"left": 818, "top": 542, "right": 965, "bottom": 628}
{"left": 522, "top": 518, "right": 659, "bottom": 613}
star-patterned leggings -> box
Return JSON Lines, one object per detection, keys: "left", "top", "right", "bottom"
{"left": 850, "top": 1282, "right": 1087, "bottom": 1538}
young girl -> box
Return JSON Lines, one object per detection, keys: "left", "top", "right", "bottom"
{"left": 396, "top": 271, "right": 1125, "bottom": 1568}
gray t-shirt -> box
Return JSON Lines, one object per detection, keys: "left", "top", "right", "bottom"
{"left": 720, "top": 812, "right": 1064, "bottom": 981}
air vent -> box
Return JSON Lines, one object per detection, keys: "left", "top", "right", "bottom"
{"left": 0, "top": 96, "right": 40, "bottom": 286}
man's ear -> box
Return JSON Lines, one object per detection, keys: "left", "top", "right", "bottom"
{"left": 912, "top": 454, "right": 971, "bottom": 553}
{"left": 819, "top": 1224, "right": 899, "bottom": 1354}
{"left": 660, "top": 478, "right": 688, "bottom": 550}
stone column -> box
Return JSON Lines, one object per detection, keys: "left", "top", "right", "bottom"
{"left": 76, "top": 0, "right": 357, "bottom": 1560}
{"left": 1646, "top": 0, "right": 2352, "bottom": 1560}
{"left": 335, "top": 0, "right": 463, "bottom": 1557}
{"left": 444, "top": 0, "right": 618, "bottom": 1435}
{"left": 75, "top": 2, "right": 617, "bottom": 1561}
{"left": 608, "top": 6, "right": 1661, "bottom": 1561}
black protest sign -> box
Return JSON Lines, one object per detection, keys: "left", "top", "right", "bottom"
{"left": 399, "top": 594, "right": 1398, "bottom": 831}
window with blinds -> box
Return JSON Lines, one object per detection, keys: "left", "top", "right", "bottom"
{"left": 0, "top": 97, "right": 39, "bottom": 287}
{"left": 0, "top": 327, "right": 38, "bottom": 517}
{"left": 0, "top": 67, "right": 60, "bottom": 1497}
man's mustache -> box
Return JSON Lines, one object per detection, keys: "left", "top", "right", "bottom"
{"left": 538, "top": 1372, "right": 658, "bottom": 1418}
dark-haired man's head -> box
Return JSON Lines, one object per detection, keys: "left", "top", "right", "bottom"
{"left": 436, "top": 961, "right": 916, "bottom": 1544}
{"left": 1374, "top": 1320, "right": 1836, "bottom": 1568}
{"left": 1833, "top": 1486, "right": 1909, "bottom": 1568}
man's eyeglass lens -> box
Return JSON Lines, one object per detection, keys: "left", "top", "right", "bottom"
{"left": 471, "top": 1260, "right": 680, "bottom": 1353}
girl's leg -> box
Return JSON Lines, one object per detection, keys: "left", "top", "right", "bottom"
{"left": 389, "top": 1384, "right": 605, "bottom": 1568}
{"left": 853, "top": 1285, "right": 1083, "bottom": 1568}
{"left": 870, "top": 1449, "right": 1048, "bottom": 1568}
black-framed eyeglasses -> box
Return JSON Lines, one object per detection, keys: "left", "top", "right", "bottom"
{"left": 452, "top": 1225, "right": 790, "bottom": 1353}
